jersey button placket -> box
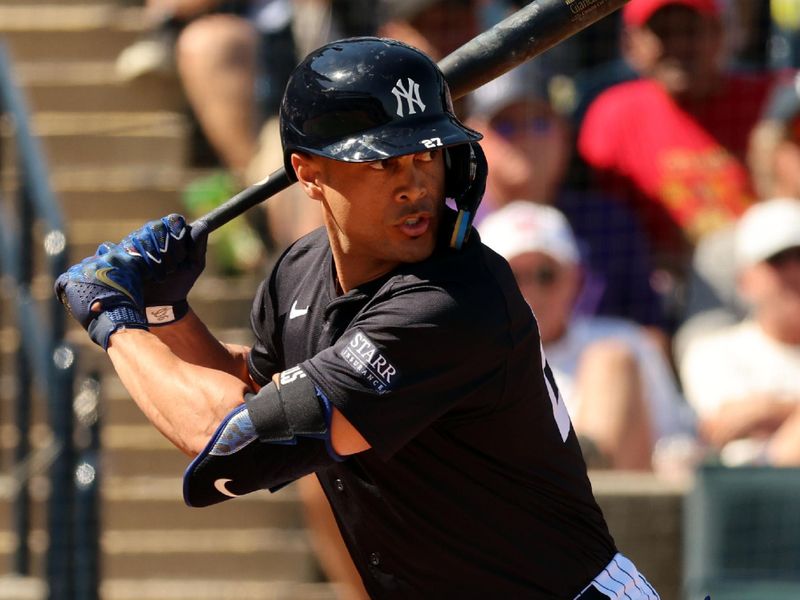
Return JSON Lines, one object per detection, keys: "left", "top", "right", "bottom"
{"left": 334, "top": 478, "right": 345, "bottom": 492}
{"left": 369, "top": 552, "right": 381, "bottom": 567}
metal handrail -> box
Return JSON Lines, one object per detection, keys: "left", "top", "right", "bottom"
{"left": 0, "top": 41, "right": 99, "bottom": 599}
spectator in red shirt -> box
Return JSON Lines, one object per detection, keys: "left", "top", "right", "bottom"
{"left": 578, "top": 0, "right": 775, "bottom": 325}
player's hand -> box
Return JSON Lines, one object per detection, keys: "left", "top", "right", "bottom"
{"left": 54, "top": 247, "right": 148, "bottom": 350}
{"left": 113, "top": 214, "right": 208, "bottom": 326}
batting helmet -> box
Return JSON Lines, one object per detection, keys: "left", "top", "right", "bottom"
{"left": 280, "top": 37, "right": 486, "bottom": 249}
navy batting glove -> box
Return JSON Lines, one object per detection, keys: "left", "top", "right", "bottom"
{"left": 54, "top": 248, "right": 148, "bottom": 350}
{"left": 114, "top": 214, "right": 208, "bottom": 326}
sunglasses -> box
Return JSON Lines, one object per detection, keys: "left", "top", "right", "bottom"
{"left": 513, "top": 265, "right": 561, "bottom": 288}
{"left": 766, "top": 246, "right": 800, "bottom": 268}
{"left": 491, "top": 115, "right": 555, "bottom": 139}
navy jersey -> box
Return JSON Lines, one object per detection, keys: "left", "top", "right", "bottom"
{"left": 248, "top": 210, "right": 616, "bottom": 598}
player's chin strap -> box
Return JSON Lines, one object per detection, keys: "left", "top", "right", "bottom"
{"left": 183, "top": 365, "right": 343, "bottom": 508}
{"left": 445, "top": 142, "right": 487, "bottom": 250}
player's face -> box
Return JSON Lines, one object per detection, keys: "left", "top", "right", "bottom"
{"left": 508, "top": 251, "right": 581, "bottom": 344}
{"left": 302, "top": 149, "right": 446, "bottom": 287}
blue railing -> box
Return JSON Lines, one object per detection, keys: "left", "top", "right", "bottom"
{"left": 0, "top": 42, "right": 99, "bottom": 599}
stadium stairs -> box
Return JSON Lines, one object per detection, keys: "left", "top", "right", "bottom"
{"left": 0, "top": 1, "right": 338, "bottom": 598}
{"left": 0, "top": 2, "right": 686, "bottom": 599}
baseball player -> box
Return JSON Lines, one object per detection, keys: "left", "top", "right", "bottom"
{"left": 56, "top": 38, "right": 659, "bottom": 599}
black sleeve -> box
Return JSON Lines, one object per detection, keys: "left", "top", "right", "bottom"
{"left": 300, "top": 282, "right": 512, "bottom": 460}
{"left": 247, "top": 277, "right": 284, "bottom": 386}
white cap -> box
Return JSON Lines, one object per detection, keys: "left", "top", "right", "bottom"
{"left": 735, "top": 197, "right": 800, "bottom": 269}
{"left": 478, "top": 200, "right": 580, "bottom": 265}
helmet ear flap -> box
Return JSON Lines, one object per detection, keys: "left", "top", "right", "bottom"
{"left": 445, "top": 142, "right": 488, "bottom": 249}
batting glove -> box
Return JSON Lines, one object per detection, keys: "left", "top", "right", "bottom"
{"left": 115, "top": 214, "right": 208, "bottom": 326}
{"left": 54, "top": 247, "right": 148, "bottom": 350}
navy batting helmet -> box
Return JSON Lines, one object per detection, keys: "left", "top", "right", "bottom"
{"left": 280, "top": 37, "right": 486, "bottom": 248}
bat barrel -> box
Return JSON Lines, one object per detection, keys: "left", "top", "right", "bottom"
{"left": 440, "top": 0, "right": 629, "bottom": 100}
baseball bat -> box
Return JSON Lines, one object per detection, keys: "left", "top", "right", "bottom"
{"left": 194, "top": 0, "right": 629, "bottom": 233}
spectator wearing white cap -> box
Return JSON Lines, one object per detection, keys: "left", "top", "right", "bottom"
{"left": 680, "top": 197, "right": 800, "bottom": 466}
{"left": 674, "top": 72, "right": 800, "bottom": 364}
{"left": 480, "top": 201, "right": 695, "bottom": 472}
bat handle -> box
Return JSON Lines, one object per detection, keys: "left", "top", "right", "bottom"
{"left": 189, "top": 166, "right": 293, "bottom": 239}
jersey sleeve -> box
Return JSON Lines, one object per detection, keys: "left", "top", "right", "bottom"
{"left": 300, "top": 283, "right": 510, "bottom": 460}
{"left": 247, "top": 277, "right": 284, "bottom": 387}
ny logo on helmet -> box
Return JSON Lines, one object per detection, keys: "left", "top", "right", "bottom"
{"left": 392, "top": 78, "right": 426, "bottom": 117}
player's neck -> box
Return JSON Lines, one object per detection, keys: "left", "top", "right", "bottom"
{"left": 329, "top": 247, "right": 397, "bottom": 295}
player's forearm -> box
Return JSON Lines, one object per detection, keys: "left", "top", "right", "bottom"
{"left": 108, "top": 328, "right": 251, "bottom": 456}
{"left": 148, "top": 309, "right": 254, "bottom": 386}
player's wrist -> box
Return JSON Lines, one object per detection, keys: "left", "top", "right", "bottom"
{"left": 89, "top": 304, "right": 149, "bottom": 350}
{"left": 145, "top": 299, "right": 190, "bottom": 326}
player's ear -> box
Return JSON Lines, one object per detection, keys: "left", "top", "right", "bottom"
{"left": 291, "top": 153, "right": 324, "bottom": 201}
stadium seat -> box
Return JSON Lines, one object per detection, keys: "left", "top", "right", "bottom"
{"left": 684, "top": 465, "right": 800, "bottom": 600}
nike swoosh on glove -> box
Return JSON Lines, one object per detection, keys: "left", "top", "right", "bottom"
{"left": 54, "top": 247, "right": 148, "bottom": 350}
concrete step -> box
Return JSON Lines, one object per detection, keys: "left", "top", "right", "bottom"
{"left": 17, "top": 111, "right": 189, "bottom": 171}
{"left": 0, "top": 475, "right": 50, "bottom": 537}
{"left": 0, "top": 576, "right": 46, "bottom": 600}
{"left": 0, "top": 5, "right": 143, "bottom": 63}
{"left": 101, "top": 526, "right": 316, "bottom": 580}
{"left": 0, "top": 472, "right": 304, "bottom": 534}
{"left": 15, "top": 61, "right": 186, "bottom": 113}
{"left": 0, "top": 0, "right": 114, "bottom": 4}
{"left": 100, "top": 579, "right": 339, "bottom": 600}
{"left": 1, "top": 166, "right": 186, "bottom": 220}
{"left": 0, "top": 526, "right": 319, "bottom": 584}
{"left": 59, "top": 187, "right": 184, "bottom": 222}
{"left": 591, "top": 471, "right": 687, "bottom": 600}
{"left": 0, "top": 473, "right": 317, "bottom": 582}
{"left": 102, "top": 476, "right": 305, "bottom": 531}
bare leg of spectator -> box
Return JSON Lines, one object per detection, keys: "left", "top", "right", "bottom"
{"left": 572, "top": 340, "right": 654, "bottom": 471}
{"left": 297, "top": 475, "right": 370, "bottom": 600}
{"left": 246, "top": 117, "right": 324, "bottom": 252}
{"left": 175, "top": 13, "right": 260, "bottom": 175}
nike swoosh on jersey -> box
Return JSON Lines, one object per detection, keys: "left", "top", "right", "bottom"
{"left": 289, "top": 300, "right": 309, "bottom": 319}
{"left": 95, "top": 267, "right": 136, "bottom": 303}
{"left": 214, "top": 478, "right": 241, "bottom": 498}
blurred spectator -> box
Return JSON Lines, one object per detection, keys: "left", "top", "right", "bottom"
{"left": 118, "top": 1, "right": 293, "bottom": 174}
{"left": 480, "top": 201, "right": 695, "bottom": 472}
{"left": 749, "top": 72, "right": 800, "bottom": 201}
{"left": 376, "top": 0, "right": 480, "bottom": 61}
{"left": 578, "top": 0, "right": 776, "bottom": 327}
{"left": 679, "top": 198, "right": 800, "bottom": 467}
{"left": 466, "top": 64, "right": 666, "bottom": 329}
{"left": 137, "top": 1, "right": 378, "bottom": 271}
{"left": 674, "top": 71, "right": 800, "bottom": 361}
{"left": 116, "top": 1, "right": 300, "bottom": 273}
